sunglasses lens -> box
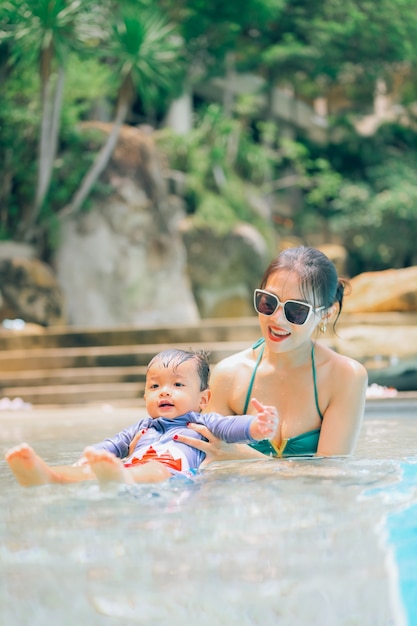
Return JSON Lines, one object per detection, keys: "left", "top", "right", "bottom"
{"left": 284, "top": 301, "right": 310, "bottom": 325}
{"left": 255, "top": 291, "right": 278, "bottom": 316}
{"left": 255, "top": 290, "right": 312, "bottom": 325}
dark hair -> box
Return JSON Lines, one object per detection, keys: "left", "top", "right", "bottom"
{"left": 147, "top": 348, "right": 210, "bottom": 391}
{"left": 260, "top": 246, "right": 349, "bottom": 324}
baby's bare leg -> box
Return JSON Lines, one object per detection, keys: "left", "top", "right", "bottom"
{"left": 83, "top": 447, "right": 133, "bottom": 485}
{"left": 129, "top": 460, "right": 173, "bottom": 483}
{"left": 5, "top": 444, "right": 59, "bottom": 486}
{"left": 5, "top": 443, "right": 93, "bottom": 487}
{"left": 84, "top": 447, "right": 172, "bottom": 485}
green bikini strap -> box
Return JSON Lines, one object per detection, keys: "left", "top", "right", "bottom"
{"left": 244, "top": 340, "right": 323, "bottom": 420}
{"left": 243, "top": 339, "right": 265, "bottom": 414}
{"left": 311, "top": 343, "right": 324, "bottom": 420}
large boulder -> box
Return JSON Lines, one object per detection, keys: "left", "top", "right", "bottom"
{"left": 344, "top": 266, "right": 417, "bottom": 312}
{"left": 317, "top": 243, "right": 348, "bottom": 276}
{"left": 182, "top": 222, "right": 270, "bottom": 318}
{"left": 0, "top": 255, "right": 66, "bottom": 326}
{"left": 54, "top": 124, "right": 199, "bottom": 327}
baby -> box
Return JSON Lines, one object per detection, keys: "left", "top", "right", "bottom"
{"left": 5, "top": 348, "right": 279, "bottom": 487}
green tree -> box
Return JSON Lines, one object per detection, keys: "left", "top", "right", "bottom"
{"left": 326, "top": 123, "right": 417, "bottom": 272}
{"left": 1, "top": 0, "right": 417, "bottom": 273}
{"left": 1, "top": 0, "right": 103, "bottom": 239}
{"left": 62, "top": 5, "right": 184, "bottom": 217}
{"left": 1, "top": 0, "right": 184, "bottom": 240}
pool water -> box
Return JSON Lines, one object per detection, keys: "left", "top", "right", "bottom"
{"left": 0, "top": 403, "right": 416, "bottom": 626}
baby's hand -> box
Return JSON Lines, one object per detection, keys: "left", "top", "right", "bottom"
{"left": 249, "top": 398, "right": 279, "bottom": 440}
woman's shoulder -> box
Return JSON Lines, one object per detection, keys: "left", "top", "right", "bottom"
{"left": 212, "top": 346, "right": 256, "bottom": 373}
{"left": 316, "top": 342, "right": 368, "bottom": 382}
{"left": 208, "top": 346, "right": 258, "bottom": 393}
{"left": 206, "top": 346, "right": 257, "bottom": 414}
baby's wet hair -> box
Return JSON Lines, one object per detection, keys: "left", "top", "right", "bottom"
{"left": 147, "top": 348, "right": 210, "bottom": 391}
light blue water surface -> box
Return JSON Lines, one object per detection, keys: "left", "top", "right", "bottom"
{"left": 0, "top": 400, "right": 416, "bottom": 626}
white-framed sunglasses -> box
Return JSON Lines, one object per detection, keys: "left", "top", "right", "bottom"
{"left": 254, "top": 289, "right": 325, "bottom": 326}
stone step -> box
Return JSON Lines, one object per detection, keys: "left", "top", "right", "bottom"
{"left": 0, "top": 340, "right": 251, "bottom": 372}
{"left": 1, "top": 313, "right": 416, "bottom": 406}
{"left": 0, "top": 365, "right": 148, "bottom": 387}
{"left": 0, "top": 318, "right": 261, "bottom": 351}
{"left": 0, "top": 313, "right": 264, "bottom": 407}
{"left": 0, "top": 382, "right": 146, "bottom": 407}
{"left": 0, "top": 312, "right": 415, "bottom": 350}
{"left": 0, "top": 324, "right": 260, "bottom": 407}
{"left": 0, "top": 339, "right": 256, "bottom": 406}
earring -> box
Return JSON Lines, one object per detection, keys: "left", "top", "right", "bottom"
{"left": 319, "top": 321, "right": 327, "bottom": 333}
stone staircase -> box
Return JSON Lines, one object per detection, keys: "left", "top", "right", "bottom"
{"left": 0, "top": 313, "right": 416, "bottom": 407}
{"left": 0, "top": 319, "right": 261, "bottom": 406}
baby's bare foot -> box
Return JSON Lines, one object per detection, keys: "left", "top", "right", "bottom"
{"left": 5, "top": 443, "right": 61, "bottom": 487}
{"left": 83, "top": 447, "right": 133, "bottom": 485}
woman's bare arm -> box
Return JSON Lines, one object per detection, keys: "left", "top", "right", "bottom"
{"left": 174, "top": 353, "right": 267, "bottom": 465}
{"left": 203, "top": 356, "right": 238, "bottom": 415}
{"left": 317, "top": 357, "right": 368, "bottom": 456}
{"left": 174, "top": 423, "right": 266, "bottom": 466}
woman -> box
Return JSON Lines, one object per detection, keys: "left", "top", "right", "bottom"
{"left": 176, "top": 246, "right": 368, "bottom": 461}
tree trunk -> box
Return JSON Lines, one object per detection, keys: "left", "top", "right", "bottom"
{"left": 47, "top": 65, "right": 65, "bottom": 178}
{"left": 22, "top": 50, "right": 65, "bottom": 241}
{"left": 60, "top": 98, "right": 129, "bottom": 218}
{"left": 165, "top": 86, "right": 193, "bottom": 135}
{"left": 223, "top": 51, "right": 235, "bottom": 117}
{"left": 34, "top": 74, "right": 53, "bottom": 215}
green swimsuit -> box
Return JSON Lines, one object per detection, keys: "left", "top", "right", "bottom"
{"left": 246, "top": 339, "right": 324, "bottom": 457}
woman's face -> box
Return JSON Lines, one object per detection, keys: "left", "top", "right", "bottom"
{"left": 258, "top": 270, "right": 323, "bottom": 353}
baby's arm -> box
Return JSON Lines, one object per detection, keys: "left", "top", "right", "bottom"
{"left": 199, "top": 399, "right": 279, "bottom": 443}
{"left": 77, "top": 420, "right": 149, "bottom": 464}
{"left": 249, "top": 398, "right": 279, "bottom": 441}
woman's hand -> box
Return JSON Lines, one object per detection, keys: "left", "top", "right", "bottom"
{"left": 174, "top": 424, "right": 263, "bottom": 467}
{"left": 128, "top": 429, "right": 147, "bottom": 457}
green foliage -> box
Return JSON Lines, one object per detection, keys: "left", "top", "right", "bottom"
{"left": 321, "top": 123, "right": 417, "bottom": 272}
{"left": 158, "top": 102, "right": 355, "bottom": 253}
{"left": 158, "top": 104, "right": 278, "bottom": 240}
{"left": 1, "top": 0, "right": 417, "bottom": 274}
{"left": 0, "top": 62, "right": 39, "bottom": 235}
{"left": 109, "top": 6, "right": 185, "bottom": 109}
{"left": 1, "top": 0, "right": 185, "bottom": 238}
{"left": 46, "top": 129, "right": 101, "bottom": 208}
{"left": 191, "top": 193, "right": 239, "bottom": 236}
{"left": 62, "top": 53, "right": 116, "bottom": 123}
{"left": 304, "top": 162, "right": 344, "bottom": 211}
{"left": 1, "top": 0, "right": 104, "bottom": 66}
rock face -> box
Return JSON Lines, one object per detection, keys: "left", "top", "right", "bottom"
{"left": 0, "top": 255, "right": 66, "bottom": 326}
{"left": 53, "top": 124, "right": 200, "bottom": 327}
{"left": 343, "top": 266, "right": 417, "bottom": 313}
{"left": 317, "top": 243, "right": 348, "bottom": 276}
{"left": 182, "top": 222, "right": 269, "bottom": 318}
{"left": 53, "top": 123, "right": 272, "bottom": 326}
{"left": 0, "top": 121, "right": 416, "bottom": 329}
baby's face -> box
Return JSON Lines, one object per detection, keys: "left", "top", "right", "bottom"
{"left": 144, "top": 360, "right": 208, "bottom": 419}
